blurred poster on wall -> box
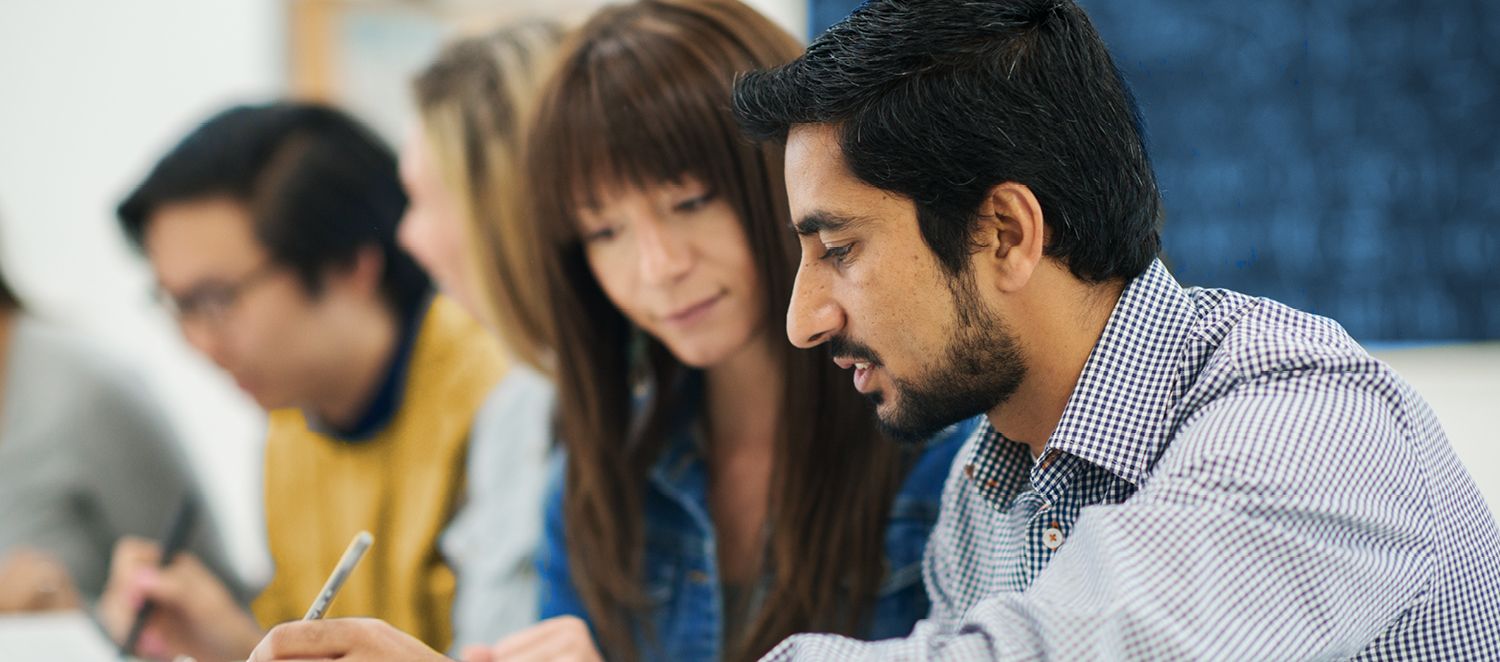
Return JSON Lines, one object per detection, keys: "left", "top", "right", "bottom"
{"left": 285, "top": 0, "right": 606, "bottom": 143}
{"left": 807, "top": 0, "right": 1500, "bottom": 343}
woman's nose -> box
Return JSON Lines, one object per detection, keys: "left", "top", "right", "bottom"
{"left": 635, "top": 213, "right": 693, "bottom": 286}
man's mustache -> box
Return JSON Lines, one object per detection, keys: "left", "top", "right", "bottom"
{"left": 828, "top": 335, "right": 884, "bottom": 367}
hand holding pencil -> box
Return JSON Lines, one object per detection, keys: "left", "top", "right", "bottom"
{"left": 102, "top": 530, "right": 376, "bottom": 662}
{"left": 97, "top": 538, "right": 264, "bottom": 662}
{"left": 247, "top": 531, "right": 451, "bottom": 662}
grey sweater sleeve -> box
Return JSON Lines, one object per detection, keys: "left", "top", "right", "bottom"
{"left": 0, "top": 317, "right": 247, "bottom": 603}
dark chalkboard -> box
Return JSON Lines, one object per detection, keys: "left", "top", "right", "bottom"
{"left": 808, "top": 0, "right": 1500, "bottom": 342}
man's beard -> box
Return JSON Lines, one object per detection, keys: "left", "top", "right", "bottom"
{"left": 830, "top": 274, "right": 1025, "bottom": 445}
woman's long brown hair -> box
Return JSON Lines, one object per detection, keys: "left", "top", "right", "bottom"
{"left": 526, "top": 1, "right": 912, "bottom": 660}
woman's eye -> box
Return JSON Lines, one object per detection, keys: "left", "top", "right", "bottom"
{"left": 673, "top": 191, "right": 715, "bottom": 213}
{"left": 819, "top": 243, "right": 853, "bottom": 264}
{"left": 583, "top": 226, "right": 619, "bottom": 244}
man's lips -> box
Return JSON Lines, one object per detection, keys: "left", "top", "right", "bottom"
{"left": 833, "top": 356, "right": 878, "bottom": 371}
{"left": 835, "top": 357, "right": 881, "bottom": 393}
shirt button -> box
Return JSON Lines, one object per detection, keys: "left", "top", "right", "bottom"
{"left": 1042, "top": 527, "right": 1064, "bottom": 550}
{"left": 687, "top": 570, "right": 710, "bottom": 584}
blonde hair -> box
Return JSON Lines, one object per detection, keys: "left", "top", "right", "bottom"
{"left": 413, "top": 20, "right": 564, "bottom": 372}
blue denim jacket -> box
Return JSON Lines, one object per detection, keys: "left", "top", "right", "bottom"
{"left": 536, "top": 374, "right": 980, "bottom": 662}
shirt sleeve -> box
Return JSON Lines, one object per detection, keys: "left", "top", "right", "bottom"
{"left": 760, "top": 375, "right": 1434, "bottom": 661}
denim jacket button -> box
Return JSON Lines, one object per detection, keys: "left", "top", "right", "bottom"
{"left": 688, "top": 570, "right": 710, "bottom": 584}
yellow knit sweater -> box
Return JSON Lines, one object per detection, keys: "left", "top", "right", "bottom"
{"left": 251, "top": 296, "right": 505, "bottom": 651}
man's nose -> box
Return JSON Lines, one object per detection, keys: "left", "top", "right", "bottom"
{"left": 786, "top": 261, "right": 843, "bottom": 348}
{"left": 181, "top": 320, "right": 233, "bottom": 370}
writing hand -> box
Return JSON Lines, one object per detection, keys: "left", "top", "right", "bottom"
{"left": 249, "top": 618, "right": 448, "bottom": 662}
{"left": 98, "top": 536, "right": 263, "bottom": 662}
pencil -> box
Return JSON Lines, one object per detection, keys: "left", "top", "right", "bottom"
{"left": 302, "top": 531, "right": 373, "bottom": 620}
{"left": 121, "top": 494, "right": 197, "bottom": 658}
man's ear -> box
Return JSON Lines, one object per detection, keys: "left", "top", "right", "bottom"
{"left": 326, "top": 245, "right": 386, "bottom": 299}
{"left": 971, "top": 182, "right": 1046, "bottom": 293}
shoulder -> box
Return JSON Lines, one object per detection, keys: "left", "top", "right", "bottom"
{"left": 10, "top": 316, "right": 137, "bottom": 394}
{"left": 388, "top": 296, "right": 511, "bottom": 447}
{"left": 465, "top": 366, "right": 557, "bottom": 504}
{"left": 538, "top": 454, "right": 570, "bottom": 565}
{"left": 1154, "top": 293, "right": 1431, "bottom": 501}
{"left": 1188, "top": 290, "right": 1383, "bottom": 392}
{"left": 410, "top": 295, "right": 508, "bottom": 392}
{"left": 469, "top": 365, "right": 556, "bottom": 456}
{"left": 1172, "top": 290, "right": 1419, "bottom": 437}
{"left": 7, "top": 317, "right": 174, "bottom": 438}
{"left": 542, "top": 452, "right": 567, "bottom": 521}
{"left": 473, "top": 366, "right": 556, "bottom": 434}
{"left": 3, "top": 319, "right": 190, "bottom": 499}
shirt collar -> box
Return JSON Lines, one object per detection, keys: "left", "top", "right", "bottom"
{"left": 1044, "top": 259, "right": 1195, "bottom": 485}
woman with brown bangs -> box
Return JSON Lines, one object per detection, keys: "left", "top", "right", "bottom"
{"left": 501, "top": 1, "right": 975, "bottom": 660}
{"left": 246, "top": 1, "right": 975, "bottom": 661}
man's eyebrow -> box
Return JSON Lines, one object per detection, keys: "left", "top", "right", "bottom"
{"left": 792, "top": 211, "right": 873, "bottom": 236}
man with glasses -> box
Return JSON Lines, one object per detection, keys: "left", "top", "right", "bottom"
{"left": 98, "top": 103, "right": 508, "bottom": 661}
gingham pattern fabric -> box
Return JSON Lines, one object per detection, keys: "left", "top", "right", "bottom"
{"left": 763, "top": 260, "right": 1500, "bottom": 661}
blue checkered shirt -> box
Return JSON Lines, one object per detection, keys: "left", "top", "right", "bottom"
{"left": 763, "top": 260, "right": 1500, "bottom": 661}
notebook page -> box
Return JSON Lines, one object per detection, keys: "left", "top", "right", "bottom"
{"left": 0, "top": 611, "right": 131, "bottom": 662}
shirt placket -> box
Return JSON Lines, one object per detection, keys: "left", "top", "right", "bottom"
{"left": 1021, "top": 449, "right": 1083, "bottom": 584}
{"left": 964, "top": 431, "right": 1065, "bottom": 591}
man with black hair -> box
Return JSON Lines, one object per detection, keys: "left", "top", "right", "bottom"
{"left": 732, "top": 0, "right": 1499, "bottom": 659}
{"left": 97, "top": 103, "right": 507, "bottom": 660}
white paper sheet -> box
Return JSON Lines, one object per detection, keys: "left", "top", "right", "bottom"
{"left": 0, "top": 611, "right": 133, "bottom": 662}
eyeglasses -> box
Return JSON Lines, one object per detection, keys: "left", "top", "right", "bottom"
{"left": 156, "top": 263, "right": 281, "bottom": 327}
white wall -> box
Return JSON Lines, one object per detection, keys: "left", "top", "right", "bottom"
{"left": 738, "top": 0, "right": 808, "bottom": 39}
{"left": 0, "top": 0, "right": 284, "bottom": 587}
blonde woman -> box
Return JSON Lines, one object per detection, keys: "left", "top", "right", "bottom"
{"left": 397, "top": 21, "right": 565, "bottom": 652}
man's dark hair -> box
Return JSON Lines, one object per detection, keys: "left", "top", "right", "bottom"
{"left": 118, "top": 102, "right": 429, "bottom": 316}
{"left": 733, "top": 0, "right": 1162, "bottom": 283}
